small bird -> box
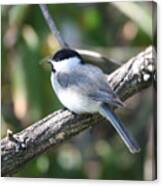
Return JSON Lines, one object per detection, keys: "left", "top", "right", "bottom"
{"left": 48, "top": 48, "right": 140, "bottom": 153}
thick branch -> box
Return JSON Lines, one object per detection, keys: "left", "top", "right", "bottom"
{"left": 1, "top": 46, "right": 156, "bottom": 176}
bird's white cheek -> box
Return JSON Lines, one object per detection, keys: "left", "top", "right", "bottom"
{"left": 52, "top": 57, "right": 81, "bottom": 72}
{"left": 53, "top": 62, "right": 63, "bottom": 72}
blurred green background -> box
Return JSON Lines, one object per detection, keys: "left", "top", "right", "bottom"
{"left": 1, "top": 2, "right": 156, "bottom": 180}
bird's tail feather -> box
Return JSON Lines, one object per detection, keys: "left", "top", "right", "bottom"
{"left": 99, "top": 103, "right": 140, "bottom": 153}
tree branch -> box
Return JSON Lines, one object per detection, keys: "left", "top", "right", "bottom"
{"left": 1, "top": 46, "right": 156, "bottom": 176}
{"left": 39, "top": 4, "right": 69, "bottom": 48}
{"left": 39, "top": 4, "right": 119, "bottom": 68}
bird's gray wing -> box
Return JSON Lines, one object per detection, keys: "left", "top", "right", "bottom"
{"left": 56, "top": 72, "right": 69, "bottom": 88}
{"left": 82, "top": 64, "right": 123, "bottom": 106}
{"left": 89, "top": 90, "right": 123, "bottom": 107}
{"left": 56, "top": 65, "right": 123, "bottom": 107}
{"left": 56, "top": 70, "right": 97, "bottom": 90}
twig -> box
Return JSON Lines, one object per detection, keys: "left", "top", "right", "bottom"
{"left": 39, "top": 4, "right": 119, "bottom": 67}
{"left": 1, "top": 46, "right": 156, "bottom": 176}
{"left": 39, "top": 4, "right": 69, "bottom": 48}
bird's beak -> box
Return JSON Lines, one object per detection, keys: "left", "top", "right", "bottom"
{"left": 39, "top": 57, "right": 51, "bottom": 66}
{"left": 48, "top": 59, "right": 52, "bottom": 64}
{"left": 48, "top": 59, "right": 56, "bottom": 72}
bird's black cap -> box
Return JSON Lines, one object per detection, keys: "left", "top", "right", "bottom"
{"left": 52, "top": 48, "right": 83, "bottom": 62}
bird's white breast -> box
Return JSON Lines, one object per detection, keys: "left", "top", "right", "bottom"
{"left": 50, "top": 73, "right": 101, "bottom": 114}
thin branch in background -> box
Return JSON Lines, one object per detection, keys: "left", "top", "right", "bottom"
{"left": 39, "top": 4, "right": 69, "bottom": 48}
{"left": 39, "top": 4, "right": 119, "bottom": 67}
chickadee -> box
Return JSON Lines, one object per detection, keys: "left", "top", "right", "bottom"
{"left": 48, "top": 48, "right": 140, "bottom": 153}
